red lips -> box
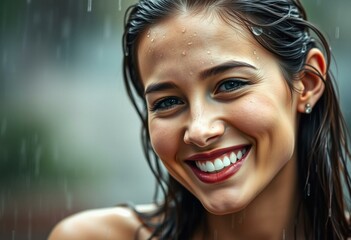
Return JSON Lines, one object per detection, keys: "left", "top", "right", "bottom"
{"left": 186, "top": 145, "right": 251, "bottom": 184}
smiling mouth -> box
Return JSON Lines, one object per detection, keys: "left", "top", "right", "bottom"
{"left": 189, "top": 145, "right": 250, "bottom": 174}
{"left": 193, "top": 146, "right": 250, "bottom": 173}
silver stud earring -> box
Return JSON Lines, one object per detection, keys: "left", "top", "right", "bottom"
{"left": 305, "top": 103, "right": 312, "bottom": 114}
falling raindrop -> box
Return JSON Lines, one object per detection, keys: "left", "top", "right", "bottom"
{"left": 103, "top": 16, "right": 111, "bottom": 39}
{"left": 251, "top": 26, "right": 263, "bottom": 36}
{"left": 20, "top": 138, "right": 27, "bottom": 166}
{"left": 328, "top": 207, "right": 332, "bottom": 217}
{"left": 87, "top": 0, "right": 92, "bottom": 12}
{"left": 0, "top": 117, "right": 7, "bottom": 136}
{"left": 34, "top": 145, "right": 42, "bottom": 176}
{"left": 61, "top": 18, "right": 71, "bottom": 39}
{"left": 118, "top": 0, "right": 122, "bottom": 11}
{"left": 282, "top": 229, "right": 286, "bottom": 240}
{"left": 335, "top": 27, "right": 340, "bottom": 39}
{"left": 12, "top": 230, "right": 15, "bottom": 240}
{"left": 214, "top": 229, "right": 218, "bottom": 240}
{"left": 307, "top": 182, "right": 311, "bottom": 196}
{"left": 65, "top": 192, "right": 72, "bottom": 210}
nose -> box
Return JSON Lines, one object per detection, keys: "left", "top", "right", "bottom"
{"left": 184, "top": 108, "right": 225, "bottom": 147}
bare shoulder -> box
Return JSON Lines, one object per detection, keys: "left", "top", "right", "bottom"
{"left": 48, "top": 204, "right": 157, "bottom": 240}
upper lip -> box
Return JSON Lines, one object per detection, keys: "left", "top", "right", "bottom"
{"left": 186, "top": 144, "right": 250, "bottom": 161}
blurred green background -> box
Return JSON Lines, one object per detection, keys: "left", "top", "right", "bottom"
{"left": 0, "top": 0, "right": 350, "bottom": 239}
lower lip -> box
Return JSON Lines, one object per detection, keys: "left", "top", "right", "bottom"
{"left": 188, "top": 151, "right": 249, "bottom": 184}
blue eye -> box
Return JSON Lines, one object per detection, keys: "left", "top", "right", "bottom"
{"left": 216, "top": 79, "right": 247, "bottom": 93}
{"left": 150, "top": 97, "right": 184, "bottom": 112}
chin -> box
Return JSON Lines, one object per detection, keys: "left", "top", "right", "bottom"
{"left": 200, "top": 195, "right": 250, "bottom": 215}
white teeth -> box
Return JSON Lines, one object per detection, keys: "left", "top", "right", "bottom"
{"left": 242, "top": 148, "right": 246, "bottom": 155}
{"left": 205, "top": 162, "right": 215, "bottom": 172}
{"left": 230, "top": 152, "right": 237, "bottom": 163}
{"left": 194, "top": 147, "right": 248, "bottom": 173}
{"left": 223, "top": 156, "right": 231, "bottom": 167}
{"left": 237, "top": 150, "right": 242, "bottom": 160}
{"left": 214, "top": 158, "right": 224, "bottom": 171}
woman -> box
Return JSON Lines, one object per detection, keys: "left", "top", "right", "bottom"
{"left": 49, "top": 0, "right": 351, "bottom": 239}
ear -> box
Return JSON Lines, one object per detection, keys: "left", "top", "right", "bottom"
{"left": 296, "top": 48, "right": 326, "bottom": 113}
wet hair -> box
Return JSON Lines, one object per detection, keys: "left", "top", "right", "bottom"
{"left": 123, "top": 0, "right": 351, "bottom": 239}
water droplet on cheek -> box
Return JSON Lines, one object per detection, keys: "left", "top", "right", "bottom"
{"left": 182, "top": 27, "right": 186, "bottom": 33}
{"left": 187, "top": 42, "right": 193, "bottom": 46}
{"left": 182, "top": 51, "right": 186, "bottom": 56}
{"left": 207, "top": 51, "right": 211, "bottom": 54}
{"left": 151, "top": 38, "right": 154, "bottom": 42}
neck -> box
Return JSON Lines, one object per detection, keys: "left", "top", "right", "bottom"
{"left": 201, "top": 157, "right": 305, "bottom": 240}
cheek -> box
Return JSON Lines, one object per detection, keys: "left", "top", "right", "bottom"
{"left": 149, "top": 120, "right": 179, "bottom": 161}
{"left": 228, "top": 95, "right": 296, "bottom": 156}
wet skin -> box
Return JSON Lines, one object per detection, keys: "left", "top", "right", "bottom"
{"left": 138, "top": 12, "right": 301, "bottom": 217}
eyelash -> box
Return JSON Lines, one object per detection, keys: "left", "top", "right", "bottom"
{"left": 149, "top": 79, "right": 247, "bottom": 112}
{"left": 215, "top": 78, "right": 248, "bottom": 94}
{"left": 149, "top": 97, "right": 184, "bottom": 112}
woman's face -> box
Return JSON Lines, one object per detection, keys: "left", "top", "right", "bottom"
{"left": 138, "top": 12, "right": 301, "bottom": 214}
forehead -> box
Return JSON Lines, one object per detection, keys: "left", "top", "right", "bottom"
{"left": 137, "top": 11, "right": 257, "bottom": 57}
{"left": 138, "top": 13, "right": 258, "bottom": 67}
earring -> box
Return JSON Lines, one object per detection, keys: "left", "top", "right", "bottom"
{"left": 305, "top": 103, "right": 312, "bottom": 114}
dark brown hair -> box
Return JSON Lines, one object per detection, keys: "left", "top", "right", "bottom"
{"left": 123, "top": 0, "right": 351, "bottom": 239}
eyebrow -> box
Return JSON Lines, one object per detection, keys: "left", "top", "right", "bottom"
{"left": 144, "top": 82, "right": 178, "bottom": 96}
{"left": 144, "top": 60, "right": 257, "bottom": 96}
{"left": 200, "top": 60, "right": 257, "bottom": 79}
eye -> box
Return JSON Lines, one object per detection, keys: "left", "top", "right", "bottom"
{"left": 150, "top": 97, "right": 184, "bottom": 112}
{"left": 215, "top": 79, "right": 248, "bottom": 94}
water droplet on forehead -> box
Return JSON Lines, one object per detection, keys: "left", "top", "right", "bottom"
{"left": 193, "top": 32, "right": 197, "bottom": 36}
{"left": 182, "top": 51, "right": 186, "bottom": 56}
{"left": 253, "top": 50, "right": 257, "bottom": 55}
{"left": 251, "top": 26, "right": 263, "bottom": 36}
{"left": 207, "top": 51, "right": 211, "bottom": 54}
{"left": 151, "top": 38, "right": 154, "bottom": 42}
{"left": 182, "top": 27, "right": 186, "bottom": 33}
{"left": 187, "top": 42, "right": 193, "bottom": 46}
